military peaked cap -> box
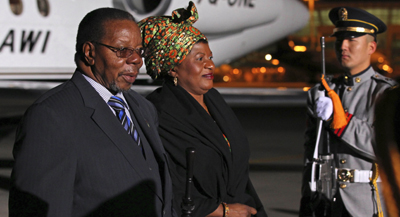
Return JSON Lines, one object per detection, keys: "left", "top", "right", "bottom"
{"left": 329, "top": 7, "right": 387, "bottom": 38}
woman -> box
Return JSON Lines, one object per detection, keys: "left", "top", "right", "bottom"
{"left": 139, "top": 2, "right": 267, "bottom": 217}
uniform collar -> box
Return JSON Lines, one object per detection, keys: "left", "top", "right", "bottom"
{"left": 342, "top": 65, "right": 373, "bottom": 86}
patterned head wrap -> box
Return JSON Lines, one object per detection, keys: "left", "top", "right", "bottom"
{"left": 138, "top": 1, "right": 207, "bottom": 79}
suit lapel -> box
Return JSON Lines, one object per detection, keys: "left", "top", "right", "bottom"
{"left": 71, "top": 71, "right": 155, "bottom": 188}
{"left": 124, "top": 93, "right": 166, "bottom": 161}
{"left": 124, "top": 92, "right": 167, "bottom": 202}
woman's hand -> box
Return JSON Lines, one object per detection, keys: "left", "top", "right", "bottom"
{"left": 227, "top": 203, "right": 257, "bottom": 217}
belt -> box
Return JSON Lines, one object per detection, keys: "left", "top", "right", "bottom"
{"left": 335, "top": 168, "right": 381, "bottom": 183}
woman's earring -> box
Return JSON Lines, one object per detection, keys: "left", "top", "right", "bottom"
{"left": 174, "top": 77, "right": 178, "bottom": 86}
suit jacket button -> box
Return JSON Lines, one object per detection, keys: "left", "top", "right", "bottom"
{"left": 340, "top": 184, "right": 347, "bottom": 189}
{"left": 149, "top": 167, "right": 152, "bottom": 170}
{"left": 340, "top": 159, "right": 346, "bottom": 164}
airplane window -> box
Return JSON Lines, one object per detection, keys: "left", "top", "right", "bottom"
{"left": 125, "top": 0, "right": 161, "bottom": 14}
{"left": 9, "top": 0, "right": 23, "bottom": 15}
{"left": 37, "top": 0, "right": 50, "bottom": 17}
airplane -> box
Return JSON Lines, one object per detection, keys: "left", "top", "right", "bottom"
{"left": 0, "top": 0, "right": 309, "bottom": 117}
{"left": 0, "top": 0, "right": 308, "bottom": 80}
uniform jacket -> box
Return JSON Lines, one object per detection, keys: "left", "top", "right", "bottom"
{"left": 301, "top": 66, "right": 397, "bottom": 217}
{"left": 9, "top": 70, "right": 176, "bottom": 217}
{"left": 146, "top": 81, "right": 267, "bottom": 217}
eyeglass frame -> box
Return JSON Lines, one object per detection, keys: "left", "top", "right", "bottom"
{"left": 91, "top": 41, "right": 145, "bottom": 58}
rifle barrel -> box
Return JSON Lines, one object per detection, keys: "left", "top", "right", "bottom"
{"left": 321, "top": 36, "right": 326, "bottom": 76}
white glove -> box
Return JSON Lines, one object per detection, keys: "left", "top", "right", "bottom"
{"left": 315, "top": 96, "right": 333, "bottom": 120}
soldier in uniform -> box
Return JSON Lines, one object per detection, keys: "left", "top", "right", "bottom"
{"left": 300, "top": 7, "right": 398, "bottom": 217}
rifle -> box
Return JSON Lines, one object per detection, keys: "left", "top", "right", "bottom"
{"left": 181, "top": 147, "right": 196, "bottom": 217}
{"left": 309, "top": 36, "right": 336, "bottom": 216}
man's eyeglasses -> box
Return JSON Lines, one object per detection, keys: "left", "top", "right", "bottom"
{"left": 92, "top": 41, "right": 145, "bottom": 58}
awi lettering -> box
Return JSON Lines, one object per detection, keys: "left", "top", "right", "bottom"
{"left": 0, "top": 29, "right": 51, "bottom": 53}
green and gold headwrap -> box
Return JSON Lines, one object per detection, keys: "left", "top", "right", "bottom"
{"left": 138, "top": 1, "right": 207, "bottom": 79}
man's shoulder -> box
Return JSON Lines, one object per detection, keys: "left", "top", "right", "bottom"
{"left": 371, "top": 71, "right": 398, "bottom": 87}
{"left": 21, "top": 80, "right": 81, "bottom": 123}
{"left": 33, "top": 80, "right": 77, "bottom": 107}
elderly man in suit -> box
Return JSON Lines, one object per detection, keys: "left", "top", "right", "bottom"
{"left": 9, "top": 8, "right": 176, "bottom": 217}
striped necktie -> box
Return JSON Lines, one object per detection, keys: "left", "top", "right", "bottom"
{"left": 108, "top": 96, "right": 144, "bottom": 156}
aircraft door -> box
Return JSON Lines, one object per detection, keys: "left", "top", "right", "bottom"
{"left": 112, "top": 0, "right": 171, "bottom": 21}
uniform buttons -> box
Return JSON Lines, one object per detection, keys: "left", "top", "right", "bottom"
{"left": 340, "top": 159, "right": 346, "bottom": 164}
{"left": 347, "top": 87, "right": 352, "bottom": 91}
{"left": 355, "top": 77, "right": 361, "bottom": 83}
{"left": 340, "top": 184, "right": 347, "bottom": 189}
{"left": 344, "top": 76, "right": 348, "bottom": 80}
{"left": 375, "top": 74, "right": 379, "bottom": 78}
{"left": 344, "top": 108, "right": 348, "bottom": 113}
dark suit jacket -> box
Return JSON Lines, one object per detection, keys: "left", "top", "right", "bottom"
{"left": 9, "top": 70, "right": 176, "bottom": 217}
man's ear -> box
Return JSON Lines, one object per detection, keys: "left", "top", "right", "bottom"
{"left": 83, "top": 42, "right": 95, "bottom": 66}
{"left": 368, "top": 40, "right": 377, "bottom": 55}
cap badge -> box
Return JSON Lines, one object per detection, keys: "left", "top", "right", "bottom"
{"left": 339, "top": 8, "right": 348, "bottom": 21}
